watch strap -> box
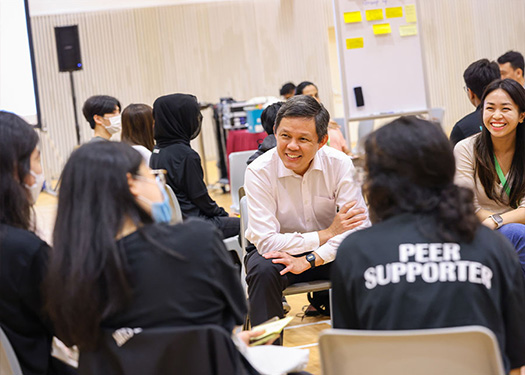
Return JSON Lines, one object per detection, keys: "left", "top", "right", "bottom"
{"left": 490, "top": 214, "right": 503, "bottom": 229}
{"left": 306, "top": 253, "right": 316, "bottom": 269}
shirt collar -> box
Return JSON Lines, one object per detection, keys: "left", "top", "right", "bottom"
{"left": 276, "top": 147, "right": 324, "bottom": 178}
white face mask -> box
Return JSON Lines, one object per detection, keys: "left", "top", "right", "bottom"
{"left": 24, "top": 170, "right": 45, "bottom": 205}
{"left": 104, "top": 115, "right": 122, "bottom": 135}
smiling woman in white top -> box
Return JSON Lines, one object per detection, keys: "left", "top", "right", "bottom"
{"left": 454, "top": 78, "right": 525, "bottom": 274}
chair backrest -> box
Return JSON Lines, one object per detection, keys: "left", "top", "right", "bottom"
{"left": 0, "top": 326, "right": 23, "bottom": 375}
{"left": 238, "top": 196, "right": 249, "bottom": 294}
{"left": 229, "top": 151, "right": 256, "bottom": 213}
{"left": 429, "top": 107, "right": 445, "bottom": 127}
{"left": 352, "top": 119, "right": 375, "bottom": 155}
{"left": 319, "top": 326, "right": 505, "bottom": 375}
{"left": 239, "top": 196, "right": 249, "bottom": 259}
{"left": 332, "top": 117, "right": 347, "bottom": 140}
{"left": 79, "top": 325, "right": 255, "bottom": 375}
{"left": 164, "top": 184, "right": 183, "bottom": 224}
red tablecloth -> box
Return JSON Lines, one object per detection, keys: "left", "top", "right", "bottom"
{"left": 226, "top": 129, "right": 267, "bottom": 177}
{"left": 226, "top": 129, "right": 267, "bottom": 156}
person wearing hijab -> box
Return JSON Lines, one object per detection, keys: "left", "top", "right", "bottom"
{"left": 150, "top": 94, "right": 240, "bottom": 239}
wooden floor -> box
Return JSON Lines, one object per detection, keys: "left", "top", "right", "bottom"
{"left": 35, "top": 161, "right": 328, "bottom": 374}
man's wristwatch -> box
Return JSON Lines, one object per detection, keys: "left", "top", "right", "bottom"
{"left": 306, "top": 253, "right": 316, "bottom": 269}
{"left": 489, "top": 214, "right": 503, "bottom": 229}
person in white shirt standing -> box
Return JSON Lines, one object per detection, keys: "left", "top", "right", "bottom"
{"left": 244, "top": 95, "right": 370, "bottom": 336}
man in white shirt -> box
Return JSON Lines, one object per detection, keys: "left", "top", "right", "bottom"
{"left": 244, "top": 95, "right": 370, "bottom": 331}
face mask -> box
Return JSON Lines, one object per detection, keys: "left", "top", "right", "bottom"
{"left": 24, "top": 170, "right": 45, "bottom": 205}
{"left": 137, "top": 178, "right": 173, "bottom": 224}
{"left": 104, "top": 115, "right": 122, "bottom": 135}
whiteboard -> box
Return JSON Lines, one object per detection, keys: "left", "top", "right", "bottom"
{"left": 332, "top": 0, "right": 429, "bottom": 122}
{"left": 0, "top": 0, "right": 40, "bottom": 126}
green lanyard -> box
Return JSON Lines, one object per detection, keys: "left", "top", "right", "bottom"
{"left": 494, "top": 156, "right": 511, "bottom": 197}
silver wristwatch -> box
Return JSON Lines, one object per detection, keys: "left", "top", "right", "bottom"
{"left": 489, "top": 214, "right": 503, "bottom": 229}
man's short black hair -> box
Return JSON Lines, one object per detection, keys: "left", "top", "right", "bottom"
{"left": 274, "top": 95, "right": 329, "bottom": 142}
{"left": 463, "top": 59, "right": 500, "bottom": 99}
{"left": 497, "top": 51, "right": 525, "bottom": 72}
{"left": 260, "top": 102, "right": 283, "bottom": 135}
{"left": 279, "top": 82, "right": 296, "bottom": 97}
{"left": 82, "top": 95, "right": 121, "bottom": 129}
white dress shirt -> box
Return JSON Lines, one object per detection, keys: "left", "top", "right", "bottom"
{"left": 245, "top": 146, "right": 370, "bottom": 263}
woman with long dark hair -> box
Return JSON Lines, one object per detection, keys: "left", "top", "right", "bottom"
{"left": 455, "top": 78, "right": 525, "bottom": 273}
{"left": 121, "top": 103, "right": 155, "bottom": 165}
{"left": 331, "top": 116, "right": 525, "bottom": 374}
{"left": 0, "top": 111, "right": 74, "bottom": 375}
{"left": 45, "top": 142, "right": 246, "bottom": 355}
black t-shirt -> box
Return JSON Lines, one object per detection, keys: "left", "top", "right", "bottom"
{"left": 450, "top": 107, "right": 482, "bottom": 146}
{"left": 332, "top": 213, "right": 525, "bottom": 372}
{"left": 150, "top": 144, "right": 228, "bottom": 220}
{"left": 102, "top": 219, "right": 246, "bottom": 333}
{"left": 0, "top": 225, "right": 53, "bottom": 375}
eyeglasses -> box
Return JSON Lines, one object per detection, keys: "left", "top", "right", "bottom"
{"left": 463, "top": 86, "right": 469, "bottom": 94}
{"left": 135, "top": 169, "right": 167, "bottom": 188}
{"left": 150, "top": 169, "right": 167, "bottom": 187}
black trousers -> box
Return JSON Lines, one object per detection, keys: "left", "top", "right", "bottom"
{"left": 207, "top": 216, "right": 240, "bottom": 239}
{"left": 245, "top": 249, "right": 332, "bottom": 327}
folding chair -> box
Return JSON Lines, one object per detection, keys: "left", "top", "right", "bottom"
{"left": 0, "top": 326, "right": 23, "bottom": 375}
{"left": 229, "top": 150, "right": 257, "bottom": 213}
{"left": 164, "top": 184, "right": 183, "bottom": 224}
{"left": 319, "top": 326, "right": 505, "bottom": 375}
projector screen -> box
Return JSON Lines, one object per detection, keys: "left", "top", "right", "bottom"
{"left": 0, "top": 0, "right": 41, "bottom": 126}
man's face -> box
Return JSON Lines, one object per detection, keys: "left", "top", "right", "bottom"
{"left": 499, "top": 62, "right": 524, "bottom": 84}
{"left": 275, "top": 117, "right": 327, "bottom": 176}
{"left": 94, "top": 107, "right": 120, "bottom": 128}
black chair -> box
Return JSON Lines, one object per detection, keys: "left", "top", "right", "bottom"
{"left": 79, "top": 325, "right": 258, "bottom": 375}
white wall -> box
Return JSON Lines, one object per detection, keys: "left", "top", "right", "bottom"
{"left": 28, "top": 0, "right": 525, "bottom": 179}
{"left": 30, "top": 0, "right": 335, "bottom": 179}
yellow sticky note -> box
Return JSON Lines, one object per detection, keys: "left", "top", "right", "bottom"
{"left": 365, "top": 9, "right": 383, "bottom": 21}
{"left": 346, "top": 37, "right": 364, "bottom": 49}
{"left": 373, "top": 23, "right": 392, "bottom": 35}
{"left": 344, "top": 11, "right": 362, "bottom": 23}
{"left": 386, "top": 6, "right": 403, "bottom": 18}
{"left": 405, "top": 4, "right": 417, "bottom": 23}
{"left": 399, "top": 24, "right": 418, "bottom": 36}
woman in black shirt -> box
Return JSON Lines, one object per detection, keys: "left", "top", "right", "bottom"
{"left": 0, "top": 111, "right": 74, "bottom": 375}
{"left": 332, "top": 116, "right": 525, "bottom": 374}
{"left": 150, "top": 93, "right": 240, "bottom": 238}
{"left": 44, "top": 142, "right": 247, "bottom": 362}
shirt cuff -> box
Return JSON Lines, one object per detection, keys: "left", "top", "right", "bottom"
{"left": 303, "top": 231, "right": 319, "bottom": 252}
{"left": 315, "top": 244, "right": 335, "bottom": 264}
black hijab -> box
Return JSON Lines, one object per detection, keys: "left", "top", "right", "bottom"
{"left": 153, "top": 94, "right": 202, "bottom": 147}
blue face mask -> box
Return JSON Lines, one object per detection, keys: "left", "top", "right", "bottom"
{"left": 150, "top": 189, "right": 172, "bottom": 224}
{"left": 137, "top": 178, "right": 173, "bottom": 224}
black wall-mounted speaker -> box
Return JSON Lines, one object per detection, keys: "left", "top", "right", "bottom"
{"left": 54, "top": 25, "right": 82, "bottom": 72}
